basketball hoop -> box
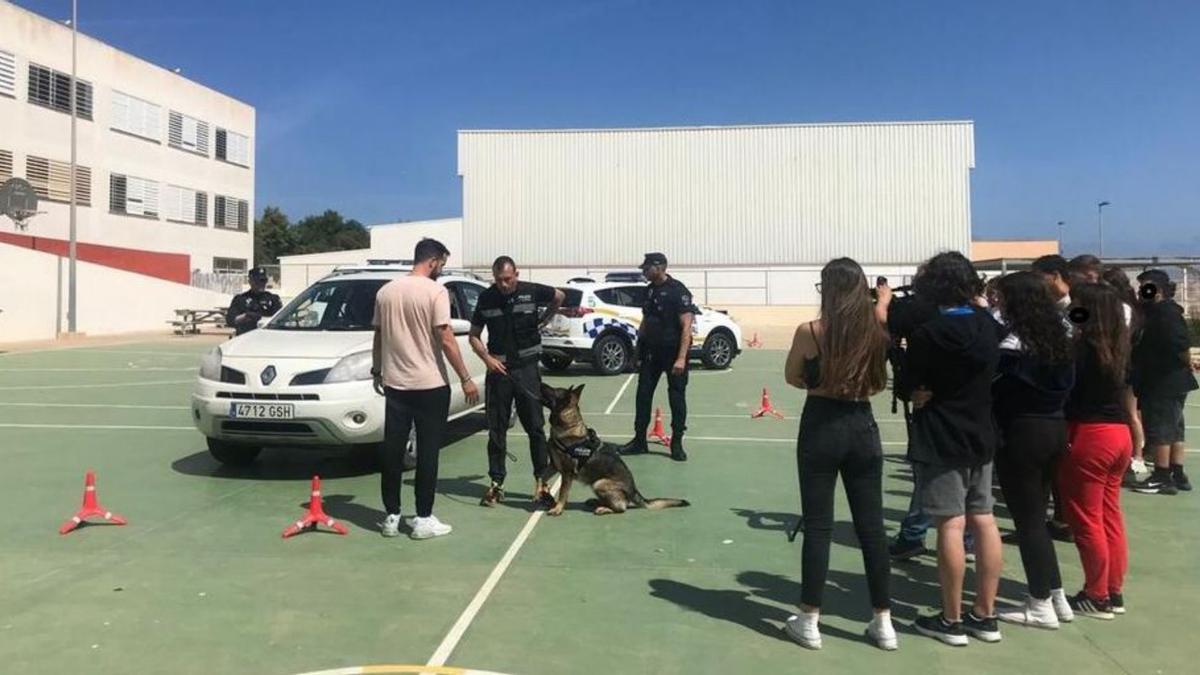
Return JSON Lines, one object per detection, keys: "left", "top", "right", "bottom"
{"left": 1, "top": 178, "right": 41, "bottom": 231}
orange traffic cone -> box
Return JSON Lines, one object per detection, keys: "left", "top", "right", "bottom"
{"left": 282, "top": 476, "right": 348, "bottom": 538}
{"left": 647, "top": 407, "right": 672, "bottom": 446}
{"left": 59, "top": 471, "right": 127, "bottom": 535}
{"left": 750, "top": 388, "right": 785, "bottom": 419}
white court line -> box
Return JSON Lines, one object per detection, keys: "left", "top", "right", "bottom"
{"left": 426, "top": 475, "right": 562, "bottom": 668}
{"left": 593, "top": 410, "right": 906, "bottom": 423}
{"left": 0, "top": 423, "right": 194, "bottom": 431}
{"left": 0, "top": 379, "right": 192, "bottom": 391}
{"left": 0, "top": 402, "right": 190, "bottom": 410}
{"left": 604, "top": 374, "right": 636, "bottom": 415}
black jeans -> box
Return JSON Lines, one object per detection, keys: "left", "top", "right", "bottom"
{"left": 634, "top": 344, "right": 689, "bottom": 438}
{"left": 797, "top": 396, "right": 891, "bottom": 610}
{"left": 486, "top": 361, "right": 549, "bottom": 485}
{"left": 995, "top": 415, "right": 1066, "bottom": 599}
{"left": 381, "top": 386, "right": 450, "bottom": 518}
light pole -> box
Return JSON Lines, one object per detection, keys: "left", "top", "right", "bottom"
{"left": 67, "top": 0, "right": 78, "bottom": 334}
{"left": 1097, "top": 201, "right": 1110, "bottom": 258}
{"left": 1057, "top": 220, "right": 1065, "bottom": 254}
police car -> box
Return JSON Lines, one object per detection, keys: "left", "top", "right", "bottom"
{"left": 191, "top": 264, "right": 489, "bottom": 466}
{"left": 540, "top": 280, "right": 743, "bottom": 375}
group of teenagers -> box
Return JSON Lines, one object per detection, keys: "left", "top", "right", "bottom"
{"left": 782, "top": 250, "right": 1197, "bottom": 650}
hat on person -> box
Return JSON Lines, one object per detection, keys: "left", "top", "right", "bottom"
{"left": 640, "top": 252, "right": 668, "bottom": 269}
{"left": 248, "top": 266, "right": 268, "bottom": 280}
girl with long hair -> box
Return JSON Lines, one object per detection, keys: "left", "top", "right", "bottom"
{"left": 1060, "top": 282, "right": 1133, "bottom": 619}
{"left": 992, "top": 272, "right": 1077, "bottom": 628}
{"left": 783, "top": 257, "right": 896, "bottom": 651}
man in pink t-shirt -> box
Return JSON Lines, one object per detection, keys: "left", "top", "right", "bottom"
{"left": 371, "top": 238, "right": 479, "bottom": 540}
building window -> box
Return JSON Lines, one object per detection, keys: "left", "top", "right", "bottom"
{"left": 168, "top": 111, "right": 210, "bottom": 155}
{"left": 214, "top": 195, "right": 249, "bottom": 231}
{"left": 163, "top": 184, "right": 207, "bottom": 226}
{"left": 26, "top": 155, "right": 91, "bottom": 205}
{"left": 0, "top": 149, "right": 12, "bottom": 182}
{"left": 0, "top": 49, "right": 15, "bottom": 99}
{"left": 109, "top": 173, "right": 159, "bottom": 218}
{"left": 213, "top": 257, "right": 248, "bottom": 273}
{"left": 27, "top": 63, "right": 93, "bottom": 120}
{"left": 111, "top": 90, "right": 161, "bottom": 142}
{"left": 214, "top": 128, "right": 250, "bottom": 167}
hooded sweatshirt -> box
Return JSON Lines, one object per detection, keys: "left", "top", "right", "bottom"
{"left": 906, "top": 307, "right": 1002, "bottom": 467}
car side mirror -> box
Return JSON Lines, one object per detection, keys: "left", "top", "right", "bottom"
{"left": 450, "top": 318, "right": 472, "bottom": 336}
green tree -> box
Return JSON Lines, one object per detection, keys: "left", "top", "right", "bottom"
{"left": 291, "top": 210, "right": 370, "bottom": 255}
{"left": 253, "top": 206, "right": 295, "bottom": 266}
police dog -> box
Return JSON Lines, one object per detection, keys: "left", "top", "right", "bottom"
{"left": 539, "top": 383, "right": 689, "bottom": 516}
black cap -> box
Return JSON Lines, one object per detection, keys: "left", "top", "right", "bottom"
{"left": 1137, "top": 269, "right": 1170, "bottom": 287}
{"left": 249, "top": 266, "right": 268, "bottom": 280}
{"left": 640, "top": 252, "right": 668, "bottom": 269}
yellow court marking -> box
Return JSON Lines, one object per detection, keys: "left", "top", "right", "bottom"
{"left": 293, "top": 666, "right": 512, "bottom": 675}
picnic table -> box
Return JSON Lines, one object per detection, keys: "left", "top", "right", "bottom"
{"left": 170, "top": 307, "right": 228, "bottom": 335}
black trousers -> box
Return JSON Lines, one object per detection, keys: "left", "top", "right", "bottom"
{"left": 381, "top": 386, "right": 450, "bottom": 518}
{"left": 634, "top": 344, "right": 689, "bottom": 438}
{"left": 797, "top": 396, "right": 891, "bottom": 610}
{"left": 485, "top": 361, "right": 549, "bottom": 485}
{"left": 995, "top": 415, "right": 1066, "bottom": 599}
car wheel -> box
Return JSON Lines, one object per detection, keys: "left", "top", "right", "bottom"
{"left": 206, "top": 438, "right": 262, "bottom": 466}
{"left": 540, "top": 353, "right": 573, "bottom": 372}
{"left": 701, "top": 330, "right": 736, "bottom": 370}
{"left": 592, "top": 334, "right": 631, "bottom": 376}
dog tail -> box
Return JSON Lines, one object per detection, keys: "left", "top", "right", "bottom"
{"left": 644, "top": 497, "right": 691, "bottom": 510}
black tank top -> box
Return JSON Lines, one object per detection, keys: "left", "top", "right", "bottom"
{"left": 803, "top": 322, "right": 823, "bottom": 388}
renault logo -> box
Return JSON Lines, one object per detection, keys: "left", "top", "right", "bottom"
{"left": 261, "top": 366, "right": 277, "bottom": 386}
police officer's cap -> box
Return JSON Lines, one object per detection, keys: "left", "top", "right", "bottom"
{"left": 640, "top": 252, "right": 668, "bottom": 269}
{"left": 248, "top": 266, "right": 268, "bottom": 280}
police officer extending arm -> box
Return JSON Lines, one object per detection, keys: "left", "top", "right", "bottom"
{"left": 621, "top": 253, "right": 696, "bottom": 462}
{"left": 225, "top": 267, "right": 282, "bottom": 336}
{"left": 468, "top": 256, "right": 565, "bottom": 508}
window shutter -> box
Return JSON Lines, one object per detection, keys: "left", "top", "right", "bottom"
{"left": 169, "top": 110, "right": 209, "bottom": 154}
{"left": 215, "top": 128, "right": 227, "bottom": 161}
{"left": 0, "top": 49, "right": 15, "bottom": 98}
{"left": 0, "top": 149, "right": 12, "bottom": 182}
{"left": 112, "top": 91, "right": 160, "bottom": 140}
{"left": 28, "top": 155, "right": 89, "bottom": 205}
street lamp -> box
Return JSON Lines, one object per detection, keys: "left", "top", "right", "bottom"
{"left": 1097, "top": 201, "right": 1111, "bottom": 257}
{"left": 66, "top": 0, "right": 79, "bottom": 334}
{"left": 1057, "top": 220, "right": 1065, "bottom": 253}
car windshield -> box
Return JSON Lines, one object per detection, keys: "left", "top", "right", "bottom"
{"left": 268, "top": 279, "right": 388, "bottom": 331}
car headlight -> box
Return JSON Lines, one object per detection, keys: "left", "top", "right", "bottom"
{"left": 198, "top": 347, "right": 222, "bottom": 380}
{"left": 324, "top": 350, "right": 374, "bottom": 383}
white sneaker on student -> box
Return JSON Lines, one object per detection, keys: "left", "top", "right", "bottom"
{"left": 1050, "top": 588, "right": 1075, "bottom": 623}
{"left": 998, "top": 595, "right": 1060, "bottom": 630}
{"left": 408, "top": 515, "right": 452, "bottom": 540}
{"left": 867, "top": 611, "right": 899, "bottom": 650}
{"left": 380, "top": 513, "right": 402, "bottom": 538}
{"left": 784, "top": 611, "right": 822, "bottom": 650}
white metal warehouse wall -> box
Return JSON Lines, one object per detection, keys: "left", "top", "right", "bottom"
{"left": 458, "top": 121, "right": 974, "bottom": 269}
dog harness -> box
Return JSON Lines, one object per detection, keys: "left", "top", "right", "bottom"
{"left": 553, "top": 428, "right": 604, "bottom": 466}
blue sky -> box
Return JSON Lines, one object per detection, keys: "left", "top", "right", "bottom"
{"left": 14, "top": 0, "right": 1200, "bottom": 255}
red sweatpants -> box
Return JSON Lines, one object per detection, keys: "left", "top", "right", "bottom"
{"left": 1059, "top": 422, "right": 1131, "bottom": 600}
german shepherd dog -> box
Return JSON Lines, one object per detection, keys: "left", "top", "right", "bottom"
{"left": 539, "top": 383, "right": 689, "bottom": 516}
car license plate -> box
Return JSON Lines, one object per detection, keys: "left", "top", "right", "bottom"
{"left": 229, "top": 402, "right": 294, "bottom": 420}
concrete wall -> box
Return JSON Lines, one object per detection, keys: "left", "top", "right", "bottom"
{"left": 370, "top": 218, "right": 464, "bottom": 265}
{"left": 0, "top": 243, "right": 229, "bottom": 342}
{"left": 277, "top": 248, "right": 370, "bottom": 298}
{"left": 971, "top": 239, "right": 1059, "bottom": 261}
{"left": 0, "top": 1, "right": 255, "bottom": 274}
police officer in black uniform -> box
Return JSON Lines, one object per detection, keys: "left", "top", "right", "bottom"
{"left": 469, "top": 256, "right": 565, "bottom": 507}
{"left": 622, "top": 253, "right": 697, "bottom": 461}
{"left": 225, "top": 267, "right": 282, "bottom": 336}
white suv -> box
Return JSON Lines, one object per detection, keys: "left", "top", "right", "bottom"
{"left": 540, "top": 281, "right": 743, "bottom": 376}
{"left": 191, "top": 265, "right": 488, "bottom": 466}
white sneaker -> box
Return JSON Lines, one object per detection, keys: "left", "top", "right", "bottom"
{"left": 1050, "top": 588, "right": 1075, "bottom": 623}
{"left": 867, "top": 611, "right": 899, "bottom": 651}
{"left": 408, "top": 515, "right": 452, "bottom": 540}
{"left": 380, "top": 513, "right": 402, "bottom": 538}
{"left": 784, "top": 611, "right": 822, "bottom": 650}
{"left": 998, "top": 595, "right": 1060, "bottom": 630}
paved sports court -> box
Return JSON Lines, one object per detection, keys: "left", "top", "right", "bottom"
{"left": 1, "top": 340, "right": 1196, "bottom": 674}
